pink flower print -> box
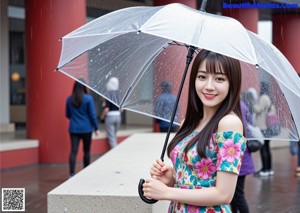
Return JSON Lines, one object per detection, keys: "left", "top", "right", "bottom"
{"left": 183, "top": 171, "right": 189, "bottom": 182}
{"left": 195, "top": 158, "right": 216, "bottom": 179}
{"left": 176, "top": 202, "right": 181, "bottom": 210}
{"left": 187, "top": 205, "right": 200, "bottom": 213}
{"left": 178, "top": 171, "right": 182, "bottom": 180}
{"left": 179, "top": 185, "right": 190, "bottom": 189}
{"left": 220, "top": 139, "right": 241, "bottom": 163}
{"left": 216, "top": 153, "right": 222, "bottom": 167}
{"left": 170, "top": 146, "right": 180, "bottom": 164}
{"left": 237, "top": 162, "right": 241, "bottom": 171}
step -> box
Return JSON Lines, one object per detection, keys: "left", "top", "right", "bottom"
{"left": 0, "top": 139, "right": 39, "bottom": 169}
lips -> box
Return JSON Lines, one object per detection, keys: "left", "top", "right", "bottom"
{"left": 203, "top": 93, "right": 217, "bottom": 100}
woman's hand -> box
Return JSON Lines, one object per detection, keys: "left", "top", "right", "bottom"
{"left": 150, "top": 159, "right": 174, "bottom": 187}
{"left": 95, "top": 130, "right": 100, "bottom": 136}
{"left": 142, "top": 178, "right": 170, "bottom": 200}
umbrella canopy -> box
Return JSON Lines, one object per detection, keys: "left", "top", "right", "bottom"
{"left": 57, "top": 3, "right": 300, "bottom": 142}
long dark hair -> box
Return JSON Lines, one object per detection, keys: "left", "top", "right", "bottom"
{"left": 167, "top": 49, "right": 243, "bottom": 158}
{"left": 71, "top": 81, "right": 87, "bottom": 107}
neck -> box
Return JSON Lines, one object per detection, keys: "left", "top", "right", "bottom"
{"left": 195, "top": 108, "right": 217, "bottom": 132}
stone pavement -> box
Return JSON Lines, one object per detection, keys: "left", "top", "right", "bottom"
{"left": 1, "top": 145, "right": 300, "bottom": 212}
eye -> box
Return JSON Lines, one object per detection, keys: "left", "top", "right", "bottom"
{"left": 197, "top": 74, "right": 206, "bottom": 80}
{"left": 215, "top": 77, "right": 225, "bottom": 82}
{"left": 215, "top": 74, "right": 227, "bottom": 82}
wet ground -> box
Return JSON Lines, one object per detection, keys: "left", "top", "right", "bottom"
{"left": 1, "top": 147, "right": 300, "bottom": 213}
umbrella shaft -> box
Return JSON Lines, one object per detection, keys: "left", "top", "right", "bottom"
{"left": 160, "top": 46, "right": 196, "bottom": 161}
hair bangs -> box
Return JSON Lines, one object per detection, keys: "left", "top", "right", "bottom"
{"left": 205, "top": 52, "right": 226, "bottom": 76}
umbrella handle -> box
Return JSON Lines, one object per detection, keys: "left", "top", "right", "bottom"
{"left": 138, "top": 179, "right": 158, "bottom": 204}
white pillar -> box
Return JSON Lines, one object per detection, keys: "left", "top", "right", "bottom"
{"left": 0, "top": 0, "right": 14, "bottom": 132}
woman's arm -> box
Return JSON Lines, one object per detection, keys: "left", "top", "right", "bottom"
{"left": 88, "top": 96, "right": 99, "bottom": 131}
{"left": 144, "top": 171, "right": 237, "bottom": 206}
{"left": 143, "top": 114, "right": 244, "bottom": 206}
{"left": 101, "top": 107, "right": 109, "bottom": 120}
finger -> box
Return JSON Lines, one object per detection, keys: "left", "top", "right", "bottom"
{"left": 143, "top": 179, "right": 150, "bottom": 185}
{"left": 152, "top": 162, "right": 162, "bottom": 170}
{"left": 150, "top": 172, "right": 161, "bottom": 178}
{"left": 156, "top": 158, "right": 165, "bottom": 167}
{"left": 150, "top": 166, "right": 162, "bottom": 175}
{"left": 144, "top": 191, "right": 151, "bottom": 198}
{"left": 142, "top": 185, "right": 148, "bottom": 192}
{"left": 160, "top": 165, "right": 170, "bottom": 172}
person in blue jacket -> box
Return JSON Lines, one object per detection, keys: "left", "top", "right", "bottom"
{"left": 66, "top": 81, "right": 100, "bottom": 177}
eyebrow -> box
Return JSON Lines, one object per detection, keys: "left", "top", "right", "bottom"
{"left": 197, "top": 70, "right": 225, "bottom": 75}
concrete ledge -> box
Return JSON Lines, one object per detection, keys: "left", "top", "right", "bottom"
{"left": 0, "top": 140, "right": 38, "bottom": 151}
{"left": 92, "top": 126, "right": 152, "bottom": 139}
{"left": 48, "top": 133, "right": 173, "bottom": 213}
{"left": 0, "top": 123, "right": 15, "bottom": 133}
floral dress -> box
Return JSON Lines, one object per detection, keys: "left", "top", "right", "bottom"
{"left": 168, "top": 131, "right": 246, "bottom": 213}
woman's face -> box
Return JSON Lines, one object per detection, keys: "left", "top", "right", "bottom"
{"left": 195, "top": 59, "right": 230, "bottom": 110}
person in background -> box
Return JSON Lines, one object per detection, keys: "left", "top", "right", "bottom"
{"left": 66, "top": 81, "right": 100, "bottom": 178}
{"left": 143, "top": 49, "right": 246, "bottom": 212}
{"left": 231, "top": 99, "right": 256, "bottom": 213}
{"left": 292, "top": 76, "right": 300, "bottom": 177}
{"left": 101, "top": 77, "right": 122, "bottom": 149}
{"left": 290, "top": 138, "right": 300, "bottom": 177}
{"left": 254, "top": 81, "right": 274, "bottom": 177}
{"left": 154, "top": 81, "right": 178, "bottom": 133}
{"left": 244, "top": 87, "right": 258, "bottom": 124}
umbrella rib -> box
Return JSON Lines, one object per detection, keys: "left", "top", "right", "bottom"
{"left": 64, "top": 30, "right": 136, "bottom": 39}
{"left": 119, "top": 86, "right": 132, "bottom": 108}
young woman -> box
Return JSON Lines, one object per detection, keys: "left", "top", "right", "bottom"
{"left": 66, "top": 81, "right": 100, "bottom": 177}
{"left": 101, "top": 77, "right": 122, "bottom": 149}
{"left": 142, "top": 49, "right": 246, "bottom": 212}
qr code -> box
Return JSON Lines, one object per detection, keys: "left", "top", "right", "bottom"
{"left": 2, "top": 188, "right": 25, "bottom": 212}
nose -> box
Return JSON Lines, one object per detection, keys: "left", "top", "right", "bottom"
{"left": 205, "top": 77, "right": 215, "bottom": 90}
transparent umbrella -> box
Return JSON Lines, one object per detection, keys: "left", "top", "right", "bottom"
{"left": 56, "top": 2, "right": 300, "bottom": 203}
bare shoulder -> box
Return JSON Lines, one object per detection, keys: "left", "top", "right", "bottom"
{"left": 217, "top": 114, "right": 243, "bottom": 134}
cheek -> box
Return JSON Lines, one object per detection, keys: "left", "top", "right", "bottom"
{"left": 223, "top": 82, "right": 230, "bottom": 94}
{"left": 195, "top": 80, "right": 203, "bottom": 90}
{"left": 195, "top": 83, "right": 203, "bottom": 96}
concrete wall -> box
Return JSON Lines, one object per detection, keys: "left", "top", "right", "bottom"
{"left": 48, "top": 133, "right": 174, "bottom": 213}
